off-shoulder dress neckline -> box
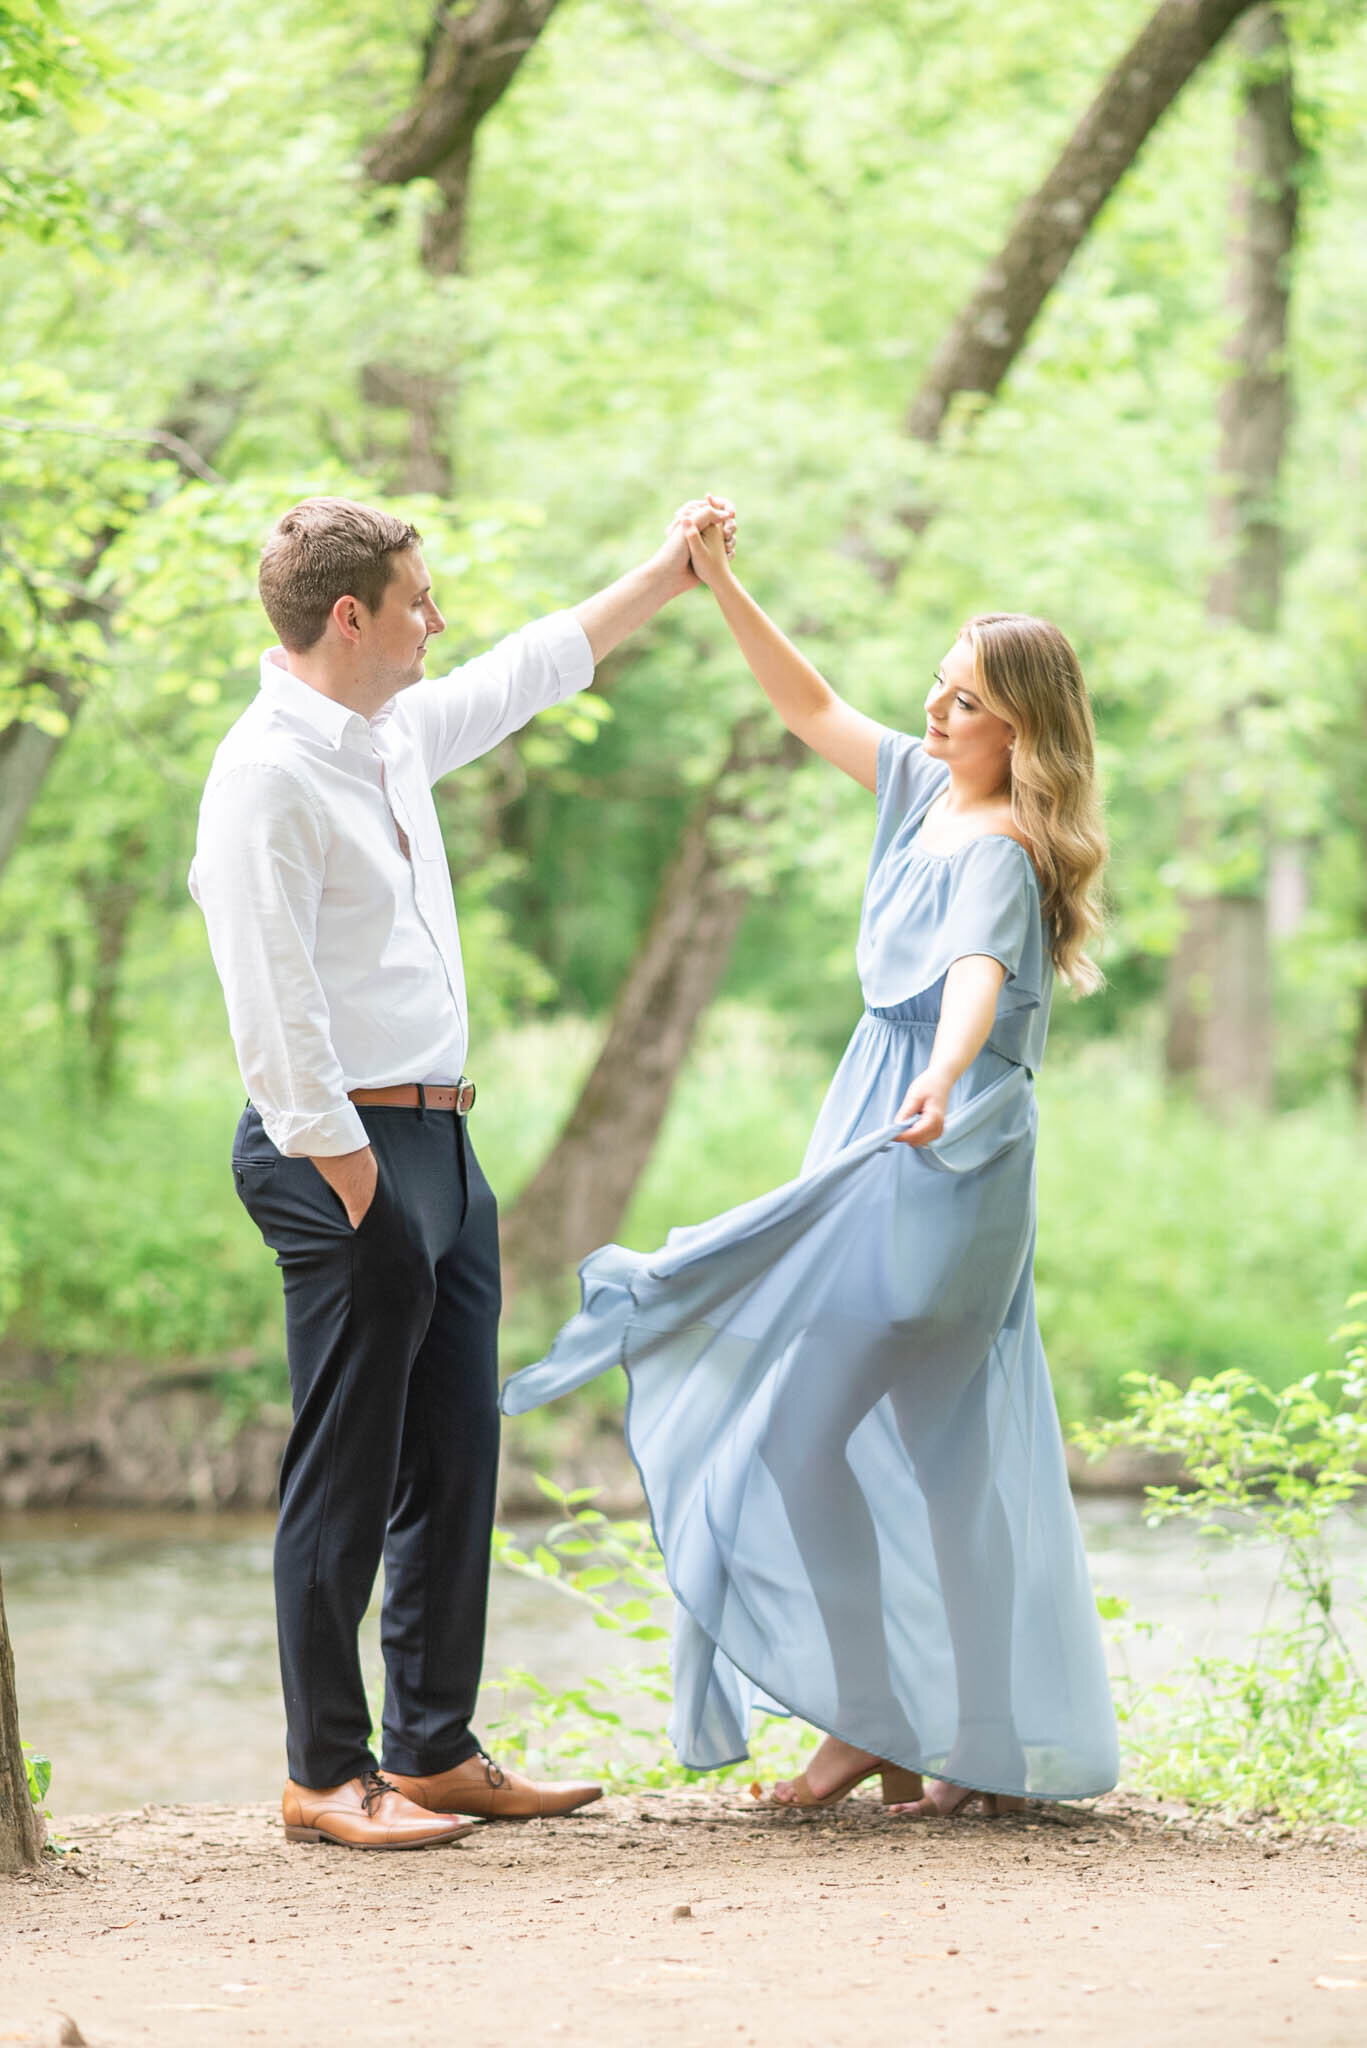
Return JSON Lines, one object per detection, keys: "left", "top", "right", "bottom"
{"left": 909, "top": 830, "right": 1032, "bottom": 863}
{"left": 906, "top": 785, "right": 1036, "bottom": 869}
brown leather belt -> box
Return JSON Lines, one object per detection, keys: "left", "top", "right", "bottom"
{"left": 348, "top": 1079, "right": 476, "bottom": 1115}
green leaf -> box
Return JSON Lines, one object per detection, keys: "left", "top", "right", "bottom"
{"left": 571, "top": 1566, "right": 619, "bottom": 1591}
{"left": 22, "top": 1744, "right": 51, "bottom": 1804}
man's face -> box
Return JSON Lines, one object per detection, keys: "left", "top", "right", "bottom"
{"left": 361, "top": 547, "right": 446, "bottom": 692}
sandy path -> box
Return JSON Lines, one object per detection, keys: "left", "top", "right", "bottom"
{"left": 4, "top": 1791, "right": 1365, "bottom": 2047}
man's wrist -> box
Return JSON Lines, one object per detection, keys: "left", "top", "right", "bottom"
{"left": 308, "top": 1142, "right": 374, "bottom": 1181}
{"left": 644, "top": 547, "right": 685, "bottom": 599}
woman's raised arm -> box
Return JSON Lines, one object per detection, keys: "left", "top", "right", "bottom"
{"left": 681, "top": 516, "right": 885, "bottom": 794}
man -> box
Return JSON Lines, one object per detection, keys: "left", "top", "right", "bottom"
{"left": 191, "top": 492, "right": 734, "bottom": 1850}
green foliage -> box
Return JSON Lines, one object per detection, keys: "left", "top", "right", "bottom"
{"left": 0, "top": 369, "right": 162, "bottom": 735}
{"left": 1077, "top": 1301, "right": 1367, "bottom": 1823}
{"left": 1034, "top": 1048, "right": 1367, "bottom": 1422}
{"left": 22, "top": 1739, "right": 51, "bottom": 1810}
{"left": 484, "top": 1476, "right": 808, "bottom": 1789}
{"left": 0, "top": 1069, "right": 282, "bottom": 1359}
{"left": 0, "top": 0, "right": 1365, "bottom": 1124}
{"left": 2, "top": 0, "right": 1364, "bottom": 1088}
{"left": 0, "top": 0, "right": 117, "bottom": 235}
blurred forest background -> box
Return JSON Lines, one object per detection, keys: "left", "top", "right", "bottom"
{"left": 2, "top": 0, "right": 1366, "bottom": 1447}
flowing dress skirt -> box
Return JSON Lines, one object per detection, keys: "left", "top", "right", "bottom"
{"left": 502, "top": 1008, "right": 1118, "bottom": 1799}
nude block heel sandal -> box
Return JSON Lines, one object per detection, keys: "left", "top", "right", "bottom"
{"left": 879, "top": 1765, "right": 925, "bottom": 1804}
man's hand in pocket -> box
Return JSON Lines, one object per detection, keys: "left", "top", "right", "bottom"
{"left": 308, "top": 1144, "right": 379, "bottom": 1230}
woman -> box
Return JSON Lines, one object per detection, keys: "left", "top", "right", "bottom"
{"left": 502, "top": 511, "right": 1119, "bottom": 1816}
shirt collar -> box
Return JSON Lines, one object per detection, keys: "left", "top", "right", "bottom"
{"left": 258, "top": 648, "right": 372, "bottom": 751}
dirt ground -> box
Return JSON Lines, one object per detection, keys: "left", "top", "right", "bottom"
{"left": 3, "top": 1790, "right": 1365, "bottom": 2048}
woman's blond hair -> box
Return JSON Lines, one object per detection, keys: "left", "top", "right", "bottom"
{"left": 960, "top": 613, "right": 1107, "bottom": 994}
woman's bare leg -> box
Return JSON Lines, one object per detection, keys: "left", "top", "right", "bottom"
{"left": 758, "top": 1319, "right": 923, "bottom": 1773}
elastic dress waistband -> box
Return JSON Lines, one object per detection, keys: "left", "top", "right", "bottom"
{"left": 861, "top": 1003, "right": 1029, "bottom": 1092}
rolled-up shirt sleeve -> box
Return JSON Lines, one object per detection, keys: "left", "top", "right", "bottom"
{"left": 190, "top": 763, "right": 368, "bottom": 1157}
{"left": 410, "top": 609, "right": 595, "bottom": 782}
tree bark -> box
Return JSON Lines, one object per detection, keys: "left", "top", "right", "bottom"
{"left": 361, "top": 7, "right": 563, "bottom": 504}
{"left": 364, "top": 0, "right": 565, "bottom": 276}
{"left": 1163, "top": 5, "right": 1298, "bottom": 1110}
{"left": 501, "top": 720, "right": 804, "bottom": 1291}
{"left": 79, "top": 828, "right": 148, "bottom": 1101}
{"left": 501, "top": 0, "right": 1268, "bottom": 1287}
{"left": 905, "top": 0, "right": 1265, "bottom": 447}
{"left": 359, "top": 362, "right": 456, "bottom": 496}
{"left": 0, "top": 607, "right": 96, "bottom": 890}
{"left": 0, "top": 708, "right": 69, "bottom": 881}
{"left": 0, "top": 1568, "right": 42, "bottom": 1872}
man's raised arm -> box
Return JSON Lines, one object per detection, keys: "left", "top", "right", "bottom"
{"left": 412, "top": 497, "right": 738, "bottom": 782}
{"left": 573, "top": 495, "right": 736, "bottom": 661}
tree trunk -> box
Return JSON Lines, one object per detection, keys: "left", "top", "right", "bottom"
{"left": 905, "top": 0, "right": 1265, "bottom": 448}
{"left": 1164, "top": 5, "right": 1298, "bottom": 1111}
{"left": 359, "top": 361, "right": 456, "bottom": 496}
{"left": 364, "top": 0, "right": 564, "bottom": 276}
{"left": 361, "top": 7, "right": 563, "bottom": 510}
{"left": 501, "top": 721, "right": 804, "bottom": 1292}
{"left": 502, "top": 0, "right": 1268, "bottom": 1281}
{"left": 0, "top": 1569, "right": 42, "bottom": 1872}
{"left": 1266, "top": 839, "right": 1310, "bottom": 938}
{"left": 79, "top": 829, "right": 147, "bottom": 1101}
{"left": 0, "top": 711, "right": 68, "bottom": 881}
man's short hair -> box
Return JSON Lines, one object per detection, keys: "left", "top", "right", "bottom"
{"left": 258, "top": 497, "right": 422, "bottom": 653}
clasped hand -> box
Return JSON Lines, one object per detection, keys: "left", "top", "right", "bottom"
{"left": 661, "top": 494, "right": 737, "bottom": 591}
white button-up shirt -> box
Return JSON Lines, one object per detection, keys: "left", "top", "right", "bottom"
{"left": 190, "top": 611, "right": 593, "bottom": 1157}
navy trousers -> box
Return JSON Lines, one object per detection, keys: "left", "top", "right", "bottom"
{"left": 233, "top": 1100, "right": 501, "bottom": 1789}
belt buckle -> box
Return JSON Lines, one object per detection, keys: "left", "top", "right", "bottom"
{"left": 455, "top": 1077, "right": 476, "bottom": 1116}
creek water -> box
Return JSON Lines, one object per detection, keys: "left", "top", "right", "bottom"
{"left": 4, "top": 1499, "right": 1365, "bottom": 1816}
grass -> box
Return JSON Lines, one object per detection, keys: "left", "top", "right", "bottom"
{"left": 1034, "top": 1043, "right": 1367, "bottom": 1423}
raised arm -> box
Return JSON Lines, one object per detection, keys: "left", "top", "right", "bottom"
{"left": 413, "top": 499, "right": 738, "bottom": 780}
{"left": 680, "top": 516, "right": 885, "bottom": 793}
{"left": 573, "top": 498, "right": 738, "bottom": 663}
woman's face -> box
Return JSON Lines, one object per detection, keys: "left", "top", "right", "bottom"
{"left": 923, "top": 637, "right": 1015, "bottom": 786}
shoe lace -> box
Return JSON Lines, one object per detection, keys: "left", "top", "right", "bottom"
{"left": 362, "top": 1769, "right": 400, "bottom": 1815}
{"left": 476, "top": 1748, "right": 506, "bottom": 1790}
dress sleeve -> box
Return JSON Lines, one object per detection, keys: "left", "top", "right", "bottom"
{"left": 868, "top": 728, "right": 945, "bottom": 873}
{"left": 936, "top": 837, "right": 1046, "bottom": 1017}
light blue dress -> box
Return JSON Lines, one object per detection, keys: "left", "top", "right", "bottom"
{"left": 502, "top": 730, "right": 1119, "bottom": 1798}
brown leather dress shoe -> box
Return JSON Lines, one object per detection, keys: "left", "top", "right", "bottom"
{"left": 385, "top": 1752, "right": 603, "bottom": 1820}
{"left": 282, "top": 1770, "right": 476, "bottom": 1849}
